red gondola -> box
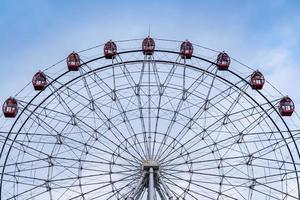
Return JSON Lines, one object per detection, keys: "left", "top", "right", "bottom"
{"left": 32, "top": 71, "right": 47, "bottom": 91}
{"left": 67, "top": 52, "right": 80, "bottom": 71}
{"left": 104, "top": 40, "right": 117, "bottom": 59}
{"left": 142, "top": 37, "right": 155, "bottom": 55}
{"left": 216, "top": 52, "right": 230, "bottom": 70}
{"left": 180, "top": 40, "right": 193, "bottom": 59}
{"left": 279, "top": 96, "right": 295, "bottom": 116}
{"left": 250, "top": 70, "right": 265, "bottom": 90}
{"left": 2, "top": 97, "right": 18, "bottom": 118}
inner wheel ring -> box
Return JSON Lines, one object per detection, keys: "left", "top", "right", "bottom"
{"left": 109, "top": 132, "right": 194, "bottom": 199}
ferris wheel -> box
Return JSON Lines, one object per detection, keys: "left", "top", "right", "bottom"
{"left": 0, "top": 36, "right": 300, "bottom": 200}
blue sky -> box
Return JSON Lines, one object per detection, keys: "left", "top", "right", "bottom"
{"left": 0, "top": 0, "right": 300, "bottom": 105}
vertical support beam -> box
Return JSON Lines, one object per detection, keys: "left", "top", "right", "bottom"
{"left": 148, "top": 168, "right": 155, "bottom": 200}
{"left": 158, "top": 173, "right": 173, "bottom": 200}
{"left": 156, "top": 186, "right": 168, "bottom": 200}
{"left": 128, "top": 172, "right": 146, "bottom": 200}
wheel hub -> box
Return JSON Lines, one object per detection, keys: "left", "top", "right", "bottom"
{"left": 143, "top": 160, "right": 160, "bottom": 171}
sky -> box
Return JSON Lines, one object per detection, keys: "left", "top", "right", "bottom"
{"left": 0, "top": 1, "right": 300, "bottom": 198}
{"left": 0, "top": 0, "right": 300, "bottom": 107}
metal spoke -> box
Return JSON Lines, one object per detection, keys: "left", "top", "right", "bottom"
{"left": 1, "top": 41, "right": 299, "bottom": 200}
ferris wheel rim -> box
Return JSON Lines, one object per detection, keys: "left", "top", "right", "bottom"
{"left": 0, "top": 47, "right": 299, "bottom": 199}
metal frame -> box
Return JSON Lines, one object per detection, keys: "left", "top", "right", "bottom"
{"left": 0, "top": 47, "right": 299, "bottom": 199}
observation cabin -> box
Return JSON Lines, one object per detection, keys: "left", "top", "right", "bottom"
{"left": 180, "top": 40, "right": 193, "bottom": 59}
{"left": 142, "top": 36, "right": 155, "bottom": 55}
{"left": 32, "top": 71, "right": 47, "bottom": 91}
{"left": 250, "top": 70, "right": 265, "bottom": 90}
{"left": 279, "top": 96, "right": 295, "bottom": 116}
{"left": 216, "top": 51, "right": 230, "bottom": 70}
{"left": 3, "top": 97, "right": 18, "bottom": 118}
{"left": 67, "top": 52, "right": 81, "bottom": 71}
{"left": 104, "top": 40, "right": 117, "bottom": 59}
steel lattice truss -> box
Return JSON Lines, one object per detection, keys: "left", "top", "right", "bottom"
{"left": 0, "top": 38, "right": 300, "bottom": 200}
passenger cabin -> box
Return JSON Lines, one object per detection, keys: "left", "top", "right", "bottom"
{"left": 216, "top": 52, "right": 230, "bottom": 70}
{"left": 3, "top": 97, "right": 18, "bottom": 118}
{"left": 180, "top": 41, "right": 193, "bottom": 59}
{"left": 142, "top": 37, "right": 155, "bottom": 55}
{"left": 279, "top": 96, "right": 295, "bottom": 116}
{"left": 104, "top": 40, "right": 117, "bottom": 59}
{"left": 250, "top": 70, "right": 265, "bottom": 90}
{"left": 32, "top": 71, "right": 47, "bottom": 91}
{"left": 67, "top": 52, "right": 81, "bottom": 71}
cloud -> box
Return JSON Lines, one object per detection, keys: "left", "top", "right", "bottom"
{"left": 254, "top": 47, "right": 300, "bottom": 100}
